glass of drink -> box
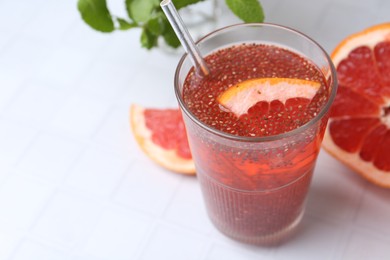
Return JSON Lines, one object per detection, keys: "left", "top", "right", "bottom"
{"left": 174, "top": 23, "right": 337, "bottom": 245}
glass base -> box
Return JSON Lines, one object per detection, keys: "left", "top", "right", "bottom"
{"left": 197, "top": 167, "right": 313, "bottom": 246}
{"left": 213, "top": 209, "right": 304, "bottom": 246}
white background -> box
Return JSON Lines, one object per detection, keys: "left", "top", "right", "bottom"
{"left": 0, "top": 0, "right": 389, "bottom": 259}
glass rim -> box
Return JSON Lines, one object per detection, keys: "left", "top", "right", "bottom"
{"left": 174, "top": 22, "right": 338, "bottom": 142}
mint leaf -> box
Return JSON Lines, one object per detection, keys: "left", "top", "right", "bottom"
{"left": 146, "top": 16, "right": 165, "bottom": 36}
{"left": 172, "top": 0, "right": 205, "bottom": 9}
{"left": 162, "top": 23, "right": 181, "bottom": 48}
{"left": 117, "top": 18, "right": 137, "bottom": 30}
{"left": 77, "top": 0, "right": 115, "bottom": 32}
{"left": 126, "top": 0, "right": 159, "bottom": 23}
{"left": 225, "top": 0, "right": 264, "bottom": 23}
{"left": 141, "top": 28, "right": 158, "bottom": 49}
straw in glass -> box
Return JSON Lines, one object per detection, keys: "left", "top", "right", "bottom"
{"left": 160, "top": 0, "right": 210, "bottom": 76}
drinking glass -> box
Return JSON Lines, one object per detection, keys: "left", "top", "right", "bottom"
{"left": 174, "top": 23, "right": 337, "bottom": 245}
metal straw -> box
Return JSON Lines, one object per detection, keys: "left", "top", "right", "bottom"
{"left": 160, "top": 0, "right": 210, "bottom": 76}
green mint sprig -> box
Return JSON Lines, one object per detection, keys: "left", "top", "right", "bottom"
{"left": 77, "top": 0, "right": 264, "bottom": 50}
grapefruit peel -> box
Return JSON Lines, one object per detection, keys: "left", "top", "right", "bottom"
{"left": 323, "top": 127, "right": 390, "bottom": 187}
{"left": 331, "top": 23, "right": 390, "bottom": 66}
{"left": 130, "top": 104, "right": 195, "bottom": 175}
{"left": 217, "top": 77, "right": 320, "bottom": 117}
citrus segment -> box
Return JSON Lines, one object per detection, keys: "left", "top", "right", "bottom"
{"left": 375, "top": 42, "right": 390, "bottom": 84}
{"left": 372, "top": 131, "right": 390, "bottom": 171}
{"left": 143, "top": 108, "right": 191, "bottom": 159}
{"left": 360, "top": 124, "right": 387, "bottom": 162}
{"left": 328, "top": 118, "right": 380, "bottom": 153}
{"left": 322, "top": 22, "right": 390, "bottom": 187}
{"left": 130, "top": 104, "right": 195, "bottom": 175}
{"left": 330, "top": 86, "right": 381, "bottom": 117}
{"left": 217, "top": 78, "right": 321, "bottom": 117}
{"left": 336, "top": 46, "right": 390, "bottom": 104}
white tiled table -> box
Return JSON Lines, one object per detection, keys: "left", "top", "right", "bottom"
{"left": 0, "top": 0, "right": 389, "bottom": 259}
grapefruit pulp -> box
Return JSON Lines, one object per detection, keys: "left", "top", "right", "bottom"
{"left": 130, "top": 104, "right": 195, "bottom": 175}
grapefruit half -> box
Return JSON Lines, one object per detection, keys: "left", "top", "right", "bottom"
{"left": 322, "top": 23, "right": 390, "bottom": 187}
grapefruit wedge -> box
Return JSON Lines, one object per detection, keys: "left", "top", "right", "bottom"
{"left": 130, "top": 104, "right": 195, "bottom": 175}
{"left": 322, "top": 23, "right": 390, "bottom": 187}
{"left": 218, "top": 78, "right": 320, "bottom": 117}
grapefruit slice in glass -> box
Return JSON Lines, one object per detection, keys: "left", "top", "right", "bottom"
{"left": 130, "top": 104, "right": 195, "bottom": 175}
{"left": 217, "top": 77, "right": 321, "bottom": 117}
{"left": 322, "top": 23, "right": 390, "bottom": 187}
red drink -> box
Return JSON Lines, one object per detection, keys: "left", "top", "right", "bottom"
{"left": 183, "top": 44, "right": 329, "bottom": 137}
{"left": 175, "top": 24, "right": 337, "bottom": 245}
